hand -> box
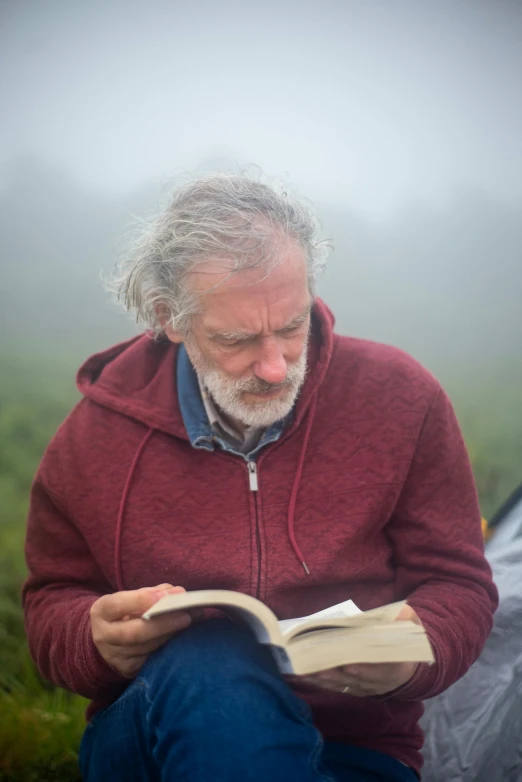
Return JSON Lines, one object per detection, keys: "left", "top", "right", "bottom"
{"left": 290, "top": 603, "right": 422, "bottom": 697}
{"left": 90, "top": 584, "right": 195, "bottom": 678}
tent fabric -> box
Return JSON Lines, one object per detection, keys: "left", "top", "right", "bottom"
{"left": 421, "top": 534, "right": 522, "bottom": 781}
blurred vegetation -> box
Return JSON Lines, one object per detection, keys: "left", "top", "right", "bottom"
{"left": 0, "top": 349, "right": 521, "bottom": 780}
{"left": 0, "top": 353, "right": 86, "bottom": 782}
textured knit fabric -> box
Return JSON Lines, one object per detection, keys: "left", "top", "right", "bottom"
{"left": 22, "top": 299, "right": 498, "bottom": 776}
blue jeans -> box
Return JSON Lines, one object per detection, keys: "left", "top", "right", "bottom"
{"left": 79, "top": 619, "right": 418, "bottom": 781}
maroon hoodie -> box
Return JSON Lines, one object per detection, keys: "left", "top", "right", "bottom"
{"left": 22, "top": 300, "right": 497, "bottom": 774}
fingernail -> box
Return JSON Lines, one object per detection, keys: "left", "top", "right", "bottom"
{"left": 153, "top": 589, "right": 170, "bottom": 600}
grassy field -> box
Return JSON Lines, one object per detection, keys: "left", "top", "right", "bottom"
{"left": 0, "top": 349, "right": 521, "bottom": 780}
{"left": 0, "top": 353, "right": 87, "bottom": 782}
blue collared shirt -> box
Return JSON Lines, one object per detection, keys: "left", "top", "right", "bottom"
{"left": 176, "top": 343, "right": 289, "bottom": 462}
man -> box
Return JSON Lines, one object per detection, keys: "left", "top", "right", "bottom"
{"left": 23, "top": 173, "right": 498, "bottom": 781}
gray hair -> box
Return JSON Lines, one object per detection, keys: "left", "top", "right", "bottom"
{"left": 108, "top": 171, "right": 331, "bottom": 336}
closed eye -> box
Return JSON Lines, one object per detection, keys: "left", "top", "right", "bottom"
{"left": 210, "top": 315, "right": 309, "bottom": 346}
{"left": 217, "top": 336, "right": 251, "bottom": 347}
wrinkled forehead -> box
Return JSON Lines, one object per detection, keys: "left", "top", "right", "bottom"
{"left": 185, "top": 236, "right": 306, "bottom": 293}
{"left": 186, "top": 242, "right": 310, "bottom": 330}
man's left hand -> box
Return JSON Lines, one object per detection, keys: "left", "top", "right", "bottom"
{"left": 291, "top": 603, "right": 422, "bottom": 697}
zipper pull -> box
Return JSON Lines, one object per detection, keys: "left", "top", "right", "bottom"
{"left": 248, "top": 461, "right": 258, "bottom": 491}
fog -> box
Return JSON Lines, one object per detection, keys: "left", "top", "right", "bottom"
{"left": 1, "top": 0, "right": 521, "bottom": 383}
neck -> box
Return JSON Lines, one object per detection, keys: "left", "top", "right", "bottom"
{"left": 214, "top": 399, "right": 249, "bottom": 435}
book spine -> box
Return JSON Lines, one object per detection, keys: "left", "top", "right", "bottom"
{"left": 270, "top": 645, "right": 294, "bottom": 675}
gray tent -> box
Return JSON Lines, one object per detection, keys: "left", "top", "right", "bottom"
{"left": 421, "top": 486, "right": 522, "bottom": 781}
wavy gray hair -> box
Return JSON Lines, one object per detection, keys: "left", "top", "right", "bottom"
{"left": 108, "top": 172, "right": 331, "bottom": 336}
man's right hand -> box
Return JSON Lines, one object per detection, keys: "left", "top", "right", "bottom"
{"left": 90, "top": 584, "right": 193, "bottom": 678}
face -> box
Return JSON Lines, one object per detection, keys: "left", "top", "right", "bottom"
{"left": 167, "top": 241, "right": 312, "bottom": 428}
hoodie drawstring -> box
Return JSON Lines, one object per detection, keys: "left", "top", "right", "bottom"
{"left": 287, "top": 392, "right": 318, "bottom": 576}
{"left": 114, "top": 428, "right": 156, "bottom": 591}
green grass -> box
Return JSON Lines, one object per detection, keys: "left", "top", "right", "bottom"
{"left": 0, "top": 354, "right": 86, "bottom": 781}
{"left": 0, "top": 514, "right": 86, "bottom": 781}
{"left": 0, "top": 349, "right": 521, "bottom": 779}
{"left": 0, "top": 664, "right": 86, "bottom": 782}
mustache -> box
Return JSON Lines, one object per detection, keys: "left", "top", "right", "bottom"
{"left": 238, "top": 377, "right": 293, "bottom": 394}
{"left": 235, "top": 362, "right": 306, "bottom": 395}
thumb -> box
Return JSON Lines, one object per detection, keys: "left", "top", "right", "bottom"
{"left": 151, "top": 584, "right": 185, "bottom": 598}
{"left": 95, "top": 585, "right": 185, "bottom": 622}
{"left": 395, "top": 603, "right": 422, "bottom": 625}
{"left": 122, "top": 585, "right": 186, "bottom": 620}
{"left": 136, "top": 584, "right": 186, "bottom": 615}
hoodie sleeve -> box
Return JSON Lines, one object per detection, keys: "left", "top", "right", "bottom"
{"left": 385, "top": 386, "right": 499, "bottom": 701}
{"left": 22, "top": 427, "right": 129, "bottom": 700}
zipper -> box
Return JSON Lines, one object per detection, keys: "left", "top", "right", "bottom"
{"left": 248, "top": 461, "right": 258, "bottom": 491}
{"left": 247, "top": 461, "right": 262, "bottom": 598}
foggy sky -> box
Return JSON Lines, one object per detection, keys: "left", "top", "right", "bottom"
{"left": 0, "top": 0, "right": 521, "bottom": 388}
{"left": 1, "top": 0, "right": 522, "bottom": 216}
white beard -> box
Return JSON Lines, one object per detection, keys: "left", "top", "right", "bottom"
{"left": 185, "top": 336, "right": 309, "bottom": 429}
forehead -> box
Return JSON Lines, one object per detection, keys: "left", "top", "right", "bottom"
{"left": 187, "top": 241, "right": 310, "bottom": 330}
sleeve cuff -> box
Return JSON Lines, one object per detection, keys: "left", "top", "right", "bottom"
{"left": 377, "top": 624, "right": 446, "bottom": 701}
{"left": 78, "top": 600, "right": 130, "bottom": 691}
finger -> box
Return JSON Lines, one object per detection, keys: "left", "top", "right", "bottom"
{"left": 342, "top": 663, "right": 400, "bottom": 682}
{"left": 340, "top": 670, "right": 410, "bottom": 696}
{"left": 123, "top": 585, "right": 188, "bottom": 619}
{"left": 93, "top": 585, "right": 185, "bottom": 622}
{"left": 108, "top": 625, "right": 188, "bottom": 658}
{"left": 302, "top": 672, "right": 347, "bottom": 689}
{"left": 291, "top": 668, "right": 356, "bottom": 693}
{"left": 317, "top": 673, "right": 377, "bottom": 696}
{"left": 313, "top": 669, "right": 348, "bottom": 685}
{"left": 395, "top": 603, "right": 422, "bottom": 625}
{"left": 301, "top": 667, "right": 378, "bottom": 693}
{"left": 104, "top": 610, "right": 192, "bottom": 647}
{"left": 103, "top": 610, "right": 192, "bottom": 647}
{"left": 300, "top": 676, "right": 370, "bottom": 697}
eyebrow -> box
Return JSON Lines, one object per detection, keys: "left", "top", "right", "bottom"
{"left": 207, "top": 307, "right": 311, "bottom": 342}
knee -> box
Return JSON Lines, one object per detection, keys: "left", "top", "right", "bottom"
{"left": 140, "top": 617, "right": 277, "bottom": 689}
{"left": 135, "top": 619, "right": 310, "bottom": 742}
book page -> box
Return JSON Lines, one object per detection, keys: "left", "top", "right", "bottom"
{"left": 278, "top": 598, "right": 362, "bottom": 637}
{"left": 279, "top": 600, "right": 408, "bottom": 641}
{"left": 287, "top": 621, "right": 434, "bottom": 675}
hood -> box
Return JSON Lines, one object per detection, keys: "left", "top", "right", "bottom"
{"left": 77, "top": 297, "right": 335, "bottom": 440}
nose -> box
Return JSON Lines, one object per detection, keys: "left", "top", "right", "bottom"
{"left": 253, "top": 338, "right": 287, "bottom": 385}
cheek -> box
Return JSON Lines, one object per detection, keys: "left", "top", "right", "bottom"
{"left": 210, "top": 347, "right": 255, "bottom": 378}
{"left": 285, "top": 333, "right": 308, "bottom": 360}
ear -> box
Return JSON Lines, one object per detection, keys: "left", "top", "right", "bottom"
{"left": 155, "top": 305, "right": 184, "bottom": 344}
{"left": 165, "top": 329, "right": 183, "bottom": 344}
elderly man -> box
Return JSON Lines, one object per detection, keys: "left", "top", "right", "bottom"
{"left": 23, "top": 173, "right": 497, "bottom": 782}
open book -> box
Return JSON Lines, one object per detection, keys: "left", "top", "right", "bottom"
{"left": 143, "top": 590, "right": 434, "bottom": 676}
